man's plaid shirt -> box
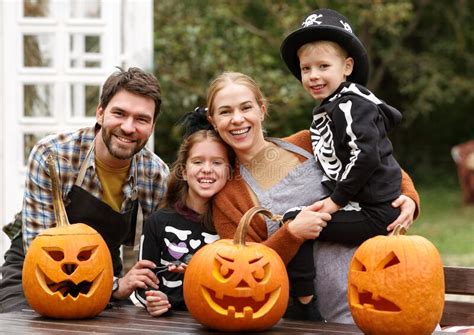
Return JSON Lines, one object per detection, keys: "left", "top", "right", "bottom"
{"left": 3, "top": 125, "right": 169, "bottom": 250}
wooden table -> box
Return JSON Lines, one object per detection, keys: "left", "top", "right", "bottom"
{"left": 0, "top": 304, "right": 452, "bottom": 334}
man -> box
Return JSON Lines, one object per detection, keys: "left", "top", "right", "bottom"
{"left": 0, "top": 67, "right": 169, "bottom": 312}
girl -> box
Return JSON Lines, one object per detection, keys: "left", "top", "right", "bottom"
{"left": 135, "top": 108, "right": 233, "bottom": 317}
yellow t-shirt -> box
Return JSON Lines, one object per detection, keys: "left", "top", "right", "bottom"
{"left": 94, "top": 157, "right": 130, "bottom": 212}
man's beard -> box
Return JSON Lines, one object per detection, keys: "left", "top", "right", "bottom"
{"left": 101, "top": 128, "right": 146, "bottom": 160}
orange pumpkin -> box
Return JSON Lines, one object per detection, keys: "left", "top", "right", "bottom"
{"left": 184, "top": 207, "right": 289, "bottom": 331}
{"left": 22, "top": 154, "right": 113, "bottom": 319}
{"left": 348, "top": 225, "right": 445, "bottom": 335}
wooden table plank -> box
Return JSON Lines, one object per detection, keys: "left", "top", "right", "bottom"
{"left": 0, "top": 305, "right": 453, "bottom": 334}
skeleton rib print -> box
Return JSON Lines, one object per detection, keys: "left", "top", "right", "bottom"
{"left": 311, "top": 111, "right": 342, "bottom": 180}
{"left": 311, "top": 101, "right": 364, "bottom": 183}
{"left": 311, "top": 83, "right": 384, "bottom": 183}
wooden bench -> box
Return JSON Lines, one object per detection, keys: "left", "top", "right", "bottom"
{"left": 441, "top": 266, "right": 474, "bottom": 326}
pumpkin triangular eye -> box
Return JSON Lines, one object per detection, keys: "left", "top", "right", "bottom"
{"left": 352, "top": 257, "right": 367, "bottom": 272}
{"left": 376, "top": 251, "right": 400, "bottom": 270}
{"left": 77, "top": 246, "right": 98, "bottom": 261}
{"left": 43, "top": 248, "right": 64, "bottom": 261}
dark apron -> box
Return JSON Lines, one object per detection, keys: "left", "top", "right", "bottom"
{"left": 0, "top": 142, "right": 143, "bottom": 312}
{"left": 66, "top": 185, "right": 137, "bottom": 275}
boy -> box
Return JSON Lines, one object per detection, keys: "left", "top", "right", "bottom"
{"left": 279, "top": 8, "right": 402, "bottom": 320}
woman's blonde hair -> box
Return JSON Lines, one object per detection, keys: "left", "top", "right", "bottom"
{"left": 207, "top": 71, "right": 267, "bottom": 118}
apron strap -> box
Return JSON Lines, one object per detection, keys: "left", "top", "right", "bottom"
{"left": 133, "top": 202, "right": 144, "bottom": 251}
{"left": 130, "top": 159, "right": 143, "bottom": 251}
{"left": 75, "top": 141, "right": 94, "bottom": 186}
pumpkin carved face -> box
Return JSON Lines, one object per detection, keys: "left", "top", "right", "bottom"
{"left": 348, "top": 226, "right": 444, "bottom": 335}
{"left": 184, "top": 207, "right": 289, "bottom": 331}
{"left": 22, "top": 155, "right": 113, "bottom": 319}
{"left": 23, "top": 223, "right": 113, "bottom": 319}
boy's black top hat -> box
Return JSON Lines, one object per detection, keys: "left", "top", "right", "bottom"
{"left": 280, "top": 8, "right": 369, "bottom": 85}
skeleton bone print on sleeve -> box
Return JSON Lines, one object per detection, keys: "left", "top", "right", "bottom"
{"left": 161, "top": 226, "right": 218, "bottom": 289}
{"left": 311, "top": 83, "right": 383, "bottom": 183}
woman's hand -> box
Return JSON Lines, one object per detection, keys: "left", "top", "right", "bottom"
{"left": 386, "top": 195, "right": 416, "bottom": 232}
{"left": 145, "top": 290, "right": 171, "bottom": 317}
{"left": 287, "top": 202, "right": 330, "bottom": 240}
{"left": 112, "top": 259, "right": 158, "bottom": 300}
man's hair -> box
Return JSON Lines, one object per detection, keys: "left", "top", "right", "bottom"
{"left": 99, "top": 67, "right": 162, "bottom": 121}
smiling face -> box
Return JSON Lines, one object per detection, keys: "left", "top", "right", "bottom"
{"left": 184, "top": 138, "right": 230, "bottom": 213}
{"left": 95, "top": 89, "right": 155, "bottom": 167}
{"left": 299, "top": 41, "right": 353, "bottom": 101}
{"left": 207, "top": 75, "right": 267, "bottom": 162}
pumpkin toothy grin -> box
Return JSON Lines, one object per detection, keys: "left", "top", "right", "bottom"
{"left": 200, "top": 286, "right": 281, "bottom": 319}
{"left": 349, "top": 285, "right": 401, "bottom": 312}
{"left": 36, "top": 267, "right": 103, "bottom": 299}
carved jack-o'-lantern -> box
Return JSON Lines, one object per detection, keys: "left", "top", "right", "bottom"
{"left": 22, "top": 155, "right": 113, "bottom": 319}
{"left": 184, "top": 207, "right": 289, "bottom": 332}
{"left": 348, "top": 225, "right": 444, "bottom": 335}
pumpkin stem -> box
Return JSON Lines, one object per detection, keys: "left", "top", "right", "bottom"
{"left": 393, "top": 224, "right": 407, "bottom": 236}
{"left": 234, "top": 207, "right": 280, "bottom": 246}
{"left": 46, "top": 154, "right": 70, "bottom": 227}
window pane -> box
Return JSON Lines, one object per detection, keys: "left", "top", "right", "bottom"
{"left": 23, "top": 0, "right": 51, "bottom": 17}
{"left": 85, "top": 85, "right": 100, "bottom": 117}
{"left": 23, "top": 84, "right": 53, "bottom": 117}
{"left": 69, "top": 0, "right": 101, "bottom": 18}
{"left": 69, "top": 33, "right": 101, "bottom": 68}
{"left": 85, "top": 61, "right": 101, "bottom": 68}
{"left": 70, "top": 84, "right": 100, "bottom": 117}
{"left": 23, "top": 34, "right": 54, "bottom": 67}
{"left": 24, "top": 132, "right": 49, "bottom": 165}
{"left": 85, "top": 35, "right": 100, "bottom": 53}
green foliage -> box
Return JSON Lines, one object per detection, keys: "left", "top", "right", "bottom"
{"left": 153, "top": 0, "right": 474, "bottom": 184}
{"left": 410, "top": 182, "right": 474, "bottom": 266}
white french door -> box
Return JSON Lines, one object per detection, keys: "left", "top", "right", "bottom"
{"left": 1, "top": 0, "right": 153, "bottom": 265}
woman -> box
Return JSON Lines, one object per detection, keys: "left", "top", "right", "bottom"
{"left": 206, "top": 72, "right": 419, "bottom": 323}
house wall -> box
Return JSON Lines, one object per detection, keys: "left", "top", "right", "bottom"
{"left": 0, "top": 0, "right": 153, "bottom": 268}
